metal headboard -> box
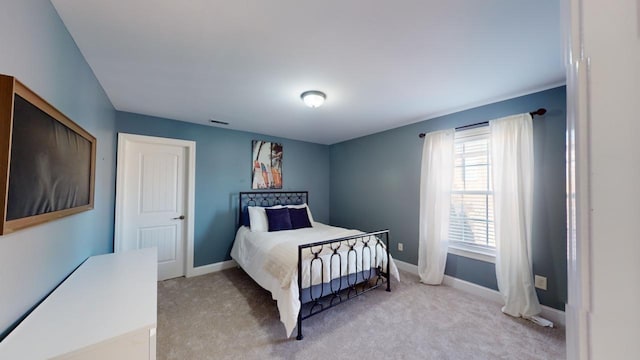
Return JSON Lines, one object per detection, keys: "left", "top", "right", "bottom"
{"left": 238, "top": 191, "right": 309, "bottom": 227}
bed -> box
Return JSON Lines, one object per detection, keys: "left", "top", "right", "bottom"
{"left": 230, "top": 191, "right": 400, "bottom": 340}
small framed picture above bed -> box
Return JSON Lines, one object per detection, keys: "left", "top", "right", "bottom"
{"left": 252, "top": 140, "right": 282, "bottom": 189}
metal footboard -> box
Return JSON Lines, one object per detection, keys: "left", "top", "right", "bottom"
{"left": 296, "top": 230, "right": 391, "bottom": 340}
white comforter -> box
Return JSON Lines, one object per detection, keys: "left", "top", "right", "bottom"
{"left": 230, "top": 222, "right": 400, "bottom": 337}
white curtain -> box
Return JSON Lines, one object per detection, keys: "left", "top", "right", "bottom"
{"left": 490, "top": 113, "right": 542, "bottom": 318}
{"left": 418, "top": 129, "right": 455, "bottom": 285}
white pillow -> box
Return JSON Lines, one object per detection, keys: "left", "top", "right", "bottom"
{"left": 286, "top": 203, "right": 314, "bottom": 225}
{"left": 248, "top": 205, "right": 283, "bottom": 232}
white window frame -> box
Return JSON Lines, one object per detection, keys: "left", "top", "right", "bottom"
{"left": 448, "top": 125, "right": 496, "bottom": 263}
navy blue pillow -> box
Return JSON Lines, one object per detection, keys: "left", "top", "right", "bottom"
{"left": 289, "top": 207, "right": 312, "bottom": 229}
{"left": 265, "top": 207, "right": 292, "bottom": 232}
{"left": 241, "top": 208, "right": 251, "bottom": 227}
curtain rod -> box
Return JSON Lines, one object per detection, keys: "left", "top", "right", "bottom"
{"left": 418, "top": 108, "right": 547, "bottom": 138}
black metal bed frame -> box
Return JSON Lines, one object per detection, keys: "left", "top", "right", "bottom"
{"left": 296, "top": 230, "right": 390, "bottom": 340}
{"left": 238, "top": 191, "right": 392, "bottom": 340}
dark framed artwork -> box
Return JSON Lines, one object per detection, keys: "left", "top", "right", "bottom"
{"left": 251, "top": 140, "right": 282, "bottom": 189}
{"left": 0, "top": 75, "right": 96, "bottom": 235}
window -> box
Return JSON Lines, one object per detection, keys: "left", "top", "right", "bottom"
{"left": 449, "top": 126, "right": 495, "bottom": 261}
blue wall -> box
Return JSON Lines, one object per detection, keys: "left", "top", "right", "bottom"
{"left": 115, "top": 112, "right": 331, "bottom": 267}
{"left": 0, "top": 0, "right": 117, "bottom": 336}
{"left": 330, "top": 87, "right": 567, "bottom": 310}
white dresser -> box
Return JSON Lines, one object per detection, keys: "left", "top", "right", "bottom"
{"left": 0, "top": 248, "right": 157, "bottom": 359}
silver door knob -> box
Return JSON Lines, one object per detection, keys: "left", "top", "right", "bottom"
{"left": 172, "top": 215, "right": 185, "bottom": 220}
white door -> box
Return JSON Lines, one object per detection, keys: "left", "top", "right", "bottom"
{"left": 115, "top": 134, "right": 195, "bottom": 281}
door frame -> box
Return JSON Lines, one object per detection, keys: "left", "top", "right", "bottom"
{"left": 114, "top": 133, "right": 197, "bottom": 278}
{"left": 563, "top": 0, "right": 592, "bottom": 358}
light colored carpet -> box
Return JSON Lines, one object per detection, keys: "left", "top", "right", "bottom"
{"left": 157, "top": 268, "right": 565, "bottom": 360}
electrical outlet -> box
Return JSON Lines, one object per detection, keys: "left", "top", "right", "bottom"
{"left": 534, "top": 275, "right": 547, "bottom": 290}
{"left": 398, "top": 243, "right": 404, "bottom": 251}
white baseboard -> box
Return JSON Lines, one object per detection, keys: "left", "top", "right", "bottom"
{"left": 540, "top": 303, "right": 566, "bottom": 328}
{"left": 187, "top": 259, "right": 237, "bottom": 277}
{"left": 442, "top": 274, "right": 503, "bottom": 302}
{"left": 393, "top": 259, "right": 565, "bottom": 326}
{"left": 394, "top": 259, "right": 419, "bottom": 275}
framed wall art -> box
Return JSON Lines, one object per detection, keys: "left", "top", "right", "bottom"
{"left": 0, "top": 75, "right": 96, "bottom": 235}
{"left": 251, "top": 140, "right": 282, "bottom": 189}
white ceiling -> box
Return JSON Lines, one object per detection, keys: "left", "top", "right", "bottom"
{"left": 51, "top": 0, "right": 564, "bottom": 145}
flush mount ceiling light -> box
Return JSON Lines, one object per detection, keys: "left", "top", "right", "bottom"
{"left": 300, "top": 90, "right": 326, "bottom": 108}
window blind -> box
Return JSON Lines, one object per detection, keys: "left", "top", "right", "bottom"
{"left": 449, "top": 126, "right": 495, "bottom": 250}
